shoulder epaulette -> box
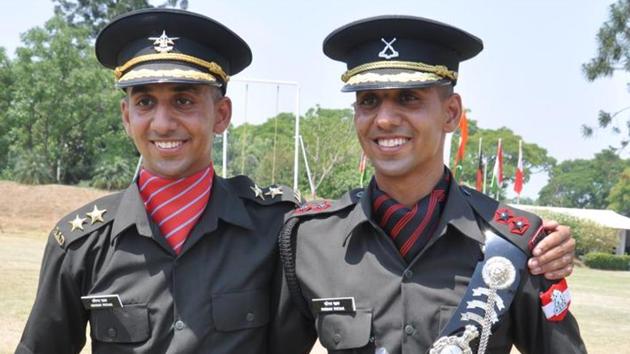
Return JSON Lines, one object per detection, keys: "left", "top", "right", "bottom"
{"left": 50, "top": 192, "right": 121, "bottom": 249}
{"left": 460, "top": 186, "right": 545, "bottom": 256}
{"left": 285, "top": 187, "right": 363, "bottom": 220}
{"left": 227, "top": 175, "right": 301, "bottom": 207}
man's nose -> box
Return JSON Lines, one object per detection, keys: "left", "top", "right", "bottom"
{"left": 151, "top": 103, "right": 177, "bottom": 134}
{"left": 374, "top": 100, "right": 402, "bottom": 130}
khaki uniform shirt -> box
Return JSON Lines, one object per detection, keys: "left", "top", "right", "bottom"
{"left": 17, "top": 175, "right": 297, "bottom": 354}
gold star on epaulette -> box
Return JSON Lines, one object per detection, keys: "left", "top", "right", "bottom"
{"left": 250, "top": 184, "right": 265, "bottom": 200}
{"left": 85, "top": 205, "right": 107, "bottom": 225}
{"left": 69, "top": 215, "right": 86, "bottom": 232}
{"left": 265, "top": 186, "right": 283, "bottom": 199}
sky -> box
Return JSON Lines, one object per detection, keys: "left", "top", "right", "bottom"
{"left": 1, "top": 0, "right": 628, "bottom": 198}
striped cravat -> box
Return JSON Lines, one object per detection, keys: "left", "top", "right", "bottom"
{"left": 371, "top": 170, "right": 450, "bottom": 263}
{"left": 138, "top": 166, "right": 214, "bottom": 254}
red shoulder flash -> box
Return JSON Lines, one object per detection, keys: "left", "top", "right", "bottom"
{"left": 540, "top": 278, "right": 571, "bottom": 322}
{"left": 291, "top": 200, "right": 331, "bottom": 215}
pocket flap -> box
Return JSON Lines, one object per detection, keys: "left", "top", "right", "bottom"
{"left": 212, "top": 288, "right": 269, "bottom": 332}
{"left": 90, "top": 305, "right": 149, "bottom": 343}
{"left": 317, "top": 310, "right": 372, "bottom": 350}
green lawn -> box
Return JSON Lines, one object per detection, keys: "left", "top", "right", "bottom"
{"left": 2, "top": 231, "right": 628, "bottom": 354}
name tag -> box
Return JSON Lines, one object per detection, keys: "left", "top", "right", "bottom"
{"left": 80, "top": 294, "right": 123, "bottom": 310}
{"left": 312, "top": 297, "right": 356, "bottom": 314}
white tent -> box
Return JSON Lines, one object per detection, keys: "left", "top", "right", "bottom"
{"left": 512, "top": 204, "right": 630, "bottom": 255}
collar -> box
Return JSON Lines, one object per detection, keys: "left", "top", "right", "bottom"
{"left": 342, "top": 170, "right": 485, "bottom": 246}
{"left": 111, "top": 183, "right": 154, "bottom": 240}
{"left": 110, "top": 176, "right": 255, "bottom": 245}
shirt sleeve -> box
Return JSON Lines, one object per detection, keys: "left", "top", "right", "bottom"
{"left": 511, "top": 273, "right": 587, "bottom": 354}
{"left": 16, "top": 230, "right": 88, "bottom": 354}
{"left": 268, "top": 252, "right": 318, "bottom": 354}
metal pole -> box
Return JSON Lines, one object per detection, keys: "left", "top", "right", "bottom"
{"left": 222, "top": 130, "right": 228, "bottom": 178}
{"left": 293, "top": 85, "right": 301, "bottom": 191}
{"left": 299, "top": 135, "right": 316, "bottom": 198}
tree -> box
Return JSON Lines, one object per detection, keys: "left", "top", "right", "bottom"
{"left": 5, "top": 16, "right": 135, "bottom": 185}
{"left": 53, "top": 0, "right": 188, "bottom": 37}
{"left": 582, "top": 0, "right": 630, "bottom": 148}
{"left": 449, "top": 117, "right": 556, "bottom": 200}
{"left": 538, "top": 149, "right": 630, "bottom": 208}
{"left": 0, "top": 47, "right": 14, "bottom": 178}
{"left": 607, "top": 166, "right": 630, "bottom": 216}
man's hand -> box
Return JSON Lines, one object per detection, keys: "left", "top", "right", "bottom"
{"left": 528, "top": 220, "right": 576, "bottom": 279}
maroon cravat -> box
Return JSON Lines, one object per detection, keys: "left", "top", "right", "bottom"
{"left": 371, "top": 170, "right": 450, "bottom": 263}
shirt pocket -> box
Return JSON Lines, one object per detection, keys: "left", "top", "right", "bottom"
{"left": 212, "top": 288, "right": 269, "bottom": 332}
{"left": 316, "top": 309, "right": 373, "bottom": 352}
{"left": 89, "top": 304, "right": 150, "bottom": 343}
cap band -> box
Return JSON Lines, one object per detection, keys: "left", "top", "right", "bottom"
{"left": 118, "top": 68, "right": 219, "bottom": 84}
{"left": 341, "top": 60, "right": 457, "bottom": 83}
{"left": 114, "top": 52, "right": 229, "bottom": 83}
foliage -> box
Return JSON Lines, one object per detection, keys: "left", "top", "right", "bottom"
{"left": 214, "top": 107, "right": 364, "bottom": 199}
{"left": 91, "top": 155, "right": 135, "bottom": 190}
{"left": 607, "top": 166, "right": 630, "bottom": 216}
{"left": 53, "top": 0, "right": 188, "bottom": 36}
{"left": 583, "top": 252, "right": 630, "bottom": 271}
{"left": 12, "top": 150, "right": 55, "bottom": 185}
{"left": 2, "top": 16, "right": 135, "bottom": 185}
{"left": 582, "top": 0, "right": 630, "bottom": 148}
{"left": 0, "top": 47, "right": 13, "bottom": 175}
{"left": 535, "top": 210, "right": 619, "bottom": 256}
{"left": 538, "top": 149, "right": 630, "bottom": 208}
{"left": 449, "top": 117, "right": 556, "bottom": 200}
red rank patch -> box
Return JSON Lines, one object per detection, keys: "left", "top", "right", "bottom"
{"left": 494, "top": 208, "right": 513, "bottom": 224}
{"left": 508, "top": 216, "right": 529, "bottom": 235}
{"left": 540, "top": 278, "right": 571, "bottom": 322}
{"left": 292, "top": 200, "right": 331, "bottom": 215}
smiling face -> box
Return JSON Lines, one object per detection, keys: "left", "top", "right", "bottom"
{"left": 121, "top": 83, "right": 231, "bottom": 179}
{"left": 353, "top": 86, "right": 461, "bottom": 184}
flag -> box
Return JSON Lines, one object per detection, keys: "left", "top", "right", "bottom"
{"left": 514, "top": 140, "right": 524, "bottom": 196}
{"left": 476, "top": 138, "right": 484, "bottom": 192}
{"left": 490, "top": 138, "right": 503, "bottom": 197}
{"left": 452, "top": 110, "right": 469, "bottom": 181}
{"left": 359, "top": 152, "right": 368, "bottom": 187}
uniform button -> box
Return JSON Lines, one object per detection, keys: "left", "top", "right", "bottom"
{"left": 174, "top": 320, "right": 185, "bottom": 330}
{"left": 107, "top": 327, "right": 117, "bottom": 338}
{"left": 404, "top": 324, "right": 414, "bottom": 335}
{"left": 403, "top": 269, "right": 413, "bottom": 279}
{"left": 333, "top": 333, "right": 342, "bottom": 344}
{"left": 246, "top": 312, "right": 256, "bottom": 322}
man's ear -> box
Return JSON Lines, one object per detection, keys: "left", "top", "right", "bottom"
{"left": 213, "top": 96, "right": 232, "bottom": 134}
{"left": 443, "top": 92, "right": 462, "bottom": 133}
{"left": 121, "top": 97, "right": 131, "bottom": 136}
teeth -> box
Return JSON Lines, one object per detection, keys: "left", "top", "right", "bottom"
{"left": 377, "top": 138, "right": 409, "bottom": 147}
{"left": 155, "top": 141, "right": 183, "bottom": 149}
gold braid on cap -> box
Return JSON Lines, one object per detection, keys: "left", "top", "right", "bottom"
{"left": 341, "top": 60, "right": 457, "bottom": 83}
{"left": 114, "top": 53, "right": 229, "bottom": 83}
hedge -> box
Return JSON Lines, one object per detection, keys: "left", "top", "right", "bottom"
{"left": 583, "top": 252, "right": 630, "bottom": 271}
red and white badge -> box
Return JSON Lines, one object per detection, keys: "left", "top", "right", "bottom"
{"left": 539, "top": 278, "right": 571, "bottom": 322}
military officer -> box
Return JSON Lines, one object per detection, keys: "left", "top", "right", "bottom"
{"left": 271, "top": 16, "right": 586, "bottom": 354}
{"left": 16, "top": 9, "right": 299, "bottom": 354}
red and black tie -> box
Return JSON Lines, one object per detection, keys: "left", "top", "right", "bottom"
{"left": 138, "top": 165, "right": 214, "bottom": 255}
{"left": 371, "top": 170, "right": 450, "bottom": 263}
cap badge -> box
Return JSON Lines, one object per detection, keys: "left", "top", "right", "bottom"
{"left": 149, "top": 30, "right": 180, "bottom": 53}
{"left": 378, "top": 38, "right": 399, "bottom": 60}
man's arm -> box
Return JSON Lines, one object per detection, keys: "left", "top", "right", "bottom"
{"left": 528, "top": 220, "right": 576, "bottom": 279}
{"left": 511, "top": 274, "right": 587, "bottom": 354}
{"left": 268, "top": 255, "right": 318, "bottom": 354}
{"left": 16, "top": 231, "right": 88, "bottom": 354}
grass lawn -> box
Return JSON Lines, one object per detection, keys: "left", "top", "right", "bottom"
{"left": 2, "top": 229, "right": 628, "bottom": 353}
